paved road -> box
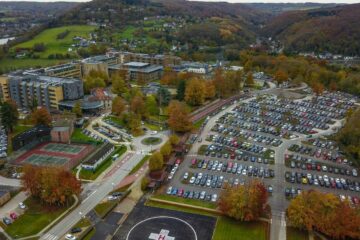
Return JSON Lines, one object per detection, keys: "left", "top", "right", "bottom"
{"left": 41, "top": 152, "right": 145, "bottom": 240}
{"left": 0, "top": 176, "right": 21, "bottom": 187}
{"left": 40, "top": 126, "right": 168, "bottom": 240}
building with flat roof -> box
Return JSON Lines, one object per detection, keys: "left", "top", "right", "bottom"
{"left": 107, "top": 51, "right": 181, "bottom": 66}
{"left": 110, "top": 62, "right": 163, "bottom": 82}
{"left": 82, "top": 143, "right": 115, "bottom": 171}
{"left": 25, "top": 63, "right": 81, "bottom": 79}
{"left": 81, "top": 55, "right": 119, "bottom": 78}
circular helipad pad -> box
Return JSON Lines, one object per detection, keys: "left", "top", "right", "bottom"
{"left": 126, "top": 216, "right": 197, "bottom": 240}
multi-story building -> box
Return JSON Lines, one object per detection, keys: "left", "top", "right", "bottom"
{"left": 109, "top": 62, "right": 163, "bottom": 82}
{"left": 81, "top": 55, "right": 119, "bottom": 78}
{"left": 0, "top": 72, "right": 84, "bottom": 111}
{"left": 107, "top": 51, "right": 181, "bottom": 66}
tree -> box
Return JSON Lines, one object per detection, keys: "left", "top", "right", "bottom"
{"left": 245, "top": 72, "right": 255, "bottom": 86}
{"left": 204, "top": 81, "right": 216, "bottom": 99}
{"left": 336, "top": 108, "right": 360, "bottom": 165}
{"left": 185, "top": 78, "right": 206, "bottom": 106}
{"left": 149, "top": 151, "right": 163, "bottom": 172}
{"left": 169, "top": 134, "right": 180, "bottom": 146}
{"left": 112, "top": 96, "right": 126, "bottom": 116}
{"left": 111, "top": 73, "right": 128, "bottom": 96}
{"left": 22, "top": 165, "right": 81, "bottom": 207}
{"left": 160, "top": 141, "right": 172, "bottom": 161}
{"left": 128, "top": 113, "right": 143, "bottom": 136}
{"left": 157, "top": 87, "right": 171, "bottom": 107}
{"left": 31, "top": 107, "right": 52, "bottom": 126}
{"left": 0, "top": 100, "right": 19, "bottom": 133}
{"left": 287, "top": 190, "right": 360, "bottom": 239}
{"left": 274, "top": 70, "right": 288, "bottom": 84}
{"left": 72, "top": 101, "right": 82, "bottom": 118}
{"left": 218, "top": 180, "right": 268, "bottom": 221}
{"left": 33, "top": 43, "right": 46, "bottom": 52}
{"left": 176, "top": 80, "right": 186, "bottom": 101}
{"left": 312, "top": 82, "right": 324, "bottom": 95}
{"left": 168, "top": 100, "right": 192, "bottom": 133}
{"left": 145, "top": 95, "right": 159, "bottom": 116}
{"left": 160, "top": 67, "right": 178, "bottom": 86}
{"left": 130, "top": 95, "right": 147, "bottom": 118}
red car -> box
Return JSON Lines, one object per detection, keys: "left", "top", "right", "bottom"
{"left": 175, "top": 159, "right": 181, "bottom": 165}
{"left": 230, "top": 153, "right": 235, "bottom": 159}
{"left": 177, "top": 188, "right": 184, "bottom": 197}
{"left": 10, "top": 213, "right": 17, "bottom": 220}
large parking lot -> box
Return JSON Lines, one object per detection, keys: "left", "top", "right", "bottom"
{"left": 164, "top": 91, "right": 360, "bottom": 212}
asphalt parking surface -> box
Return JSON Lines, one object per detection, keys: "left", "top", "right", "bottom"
{"left": 113, "top": 201, "right": 216, "bottom": 240}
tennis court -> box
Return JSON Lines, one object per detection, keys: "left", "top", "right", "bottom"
{"left": 42, "top": 143, "right": 85, "bottom": 154}
{"left": 23, "top": 154, "right": 70, "bottom": 167}
{"left": 15, "top": 142, "right": 95, "bottom": 170}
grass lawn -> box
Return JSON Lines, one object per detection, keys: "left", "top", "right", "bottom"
{"left": 287, "top": 227, "right": 308, "bottom": 240}
{"left": 82, "top": 228, "right": 95, "bottom": 240}
{"left": 141, "top": 137, "right": 162, "bottom": 146}
{"left": 194, "top": 117, "right": 206, "bottom": 129}
{"left": 129, "top": 155, "right": 149, "bottom": 175}
{"left": 2, "top": 197, "right": 71, "bottom": 238}
{"left": 145, "top": 199, "right": 217, "bottom": 217}
{"left": 213, "top": 217, "right": 268, "bottom": 240}
{"left": 94, "top": 201, "right": 117, "bottom": 218}
{"left": 152, "top": 194, "right": 217, "bottom": 209}
{"left": 0, "top": 58, "right": 62, "bottom": 73}
{"left": 104, "top": 116, "right": 126, "bottom": 127}
{"left": 13, "top": 25, "right": 96, "bottom": 58}
{"left": 13, "top": 125, "right": 33, "bottom": 136}
{"left": 144, "top": 122, "right": 162, "bottom": 131}
{"left": 73, "top": 218, "right": 92, "bottom": 228}
{"left": 79, "top": 146, "right": 127, "bottom": 180}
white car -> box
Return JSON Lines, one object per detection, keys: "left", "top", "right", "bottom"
{"left": 189, "top": 177, "right": 196, "bottom": 184}
{"left": 211, "top": 194, "right": 218, "bottom": 202}
{"left": 19, "top": 202, "right": 26, "bottom": 209}
{"left": 166, "top": 186, "right": 173, "bottom": 195}
{"left": 65, "top": 234, "right": 76, "bottom": 240}
{"left": 183, "top": 172, "right": 189, "bottom": 180}
{"left": 107, "top": 196, "right": 117, "bottom": 201}
{"left": 150, "top": 131, "right": 158, "bottom": 135}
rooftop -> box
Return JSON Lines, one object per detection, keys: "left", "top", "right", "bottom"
{"left": 124, "top": 62, "right": 149, "bottom": 68}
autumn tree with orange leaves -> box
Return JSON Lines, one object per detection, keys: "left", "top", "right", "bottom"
{"left": 287, "top": 190, "right": 360, "bottom": 239}
{"left": 312, "top": 82, "right": 324, "bottom": 95}
{"left": 22, "top": 165, "right": 81, "bottom": 206}
{"left": 218, "top": 180, "right": 269, "bottom": 221}
{"left": 31, "top": 107, "right": 52, "bottom": 126}
{"left": 167, "top": 100, "right": 192, "bottom": 132}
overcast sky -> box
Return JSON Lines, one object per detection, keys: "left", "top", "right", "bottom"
{"left": 0, "top": 0, "right": 359, "bottom": 3}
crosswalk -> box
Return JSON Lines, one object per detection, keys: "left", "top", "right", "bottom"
{"left": 42, "top": 233, "right": 59, "bottom": 240}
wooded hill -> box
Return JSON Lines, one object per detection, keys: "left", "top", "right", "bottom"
{"left": 262, "top": 3, "right": 360, "bottom": 55}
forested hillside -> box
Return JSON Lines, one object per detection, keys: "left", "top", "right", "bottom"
{"left": 262, "top": 4, "right": 360, "bottom": 55}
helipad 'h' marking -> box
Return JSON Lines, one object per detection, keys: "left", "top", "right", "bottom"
{"left": 149, "top": 229, "right": 175, "bottom": 240}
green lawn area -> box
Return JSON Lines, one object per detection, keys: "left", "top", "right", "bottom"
{"left": 2, "top": 197, "right": 71, "bottom": 238}
{"left": 144, "top": 122, "right": 162, "bottom": 131}
{"left": 213, "top": 217, "right": 268, "bottom": 240}
{"left": 129, "top": 155, "right": 149, "bottom": 175}
{"left": 104, "top": 116, "right": 126, "bottom": 127}
{"left": 287, "top": 227, "right": 308, "bottom": 240}
{"left": 141, "top": 137, "right": 162, "bottom": 146}
{"left": 13, "top": 125, "right": 33, "bottom": 136}
{"left": 194, "top": 117, "right": 206, "bottom": 129}
{"left": 79, "top": 146, "right": 127, "bottom": 180}
{"left": 13, "top": 25, "right": 96, "bottom": 58}
{"left": 94, "top": 201, "right": 117, "bottom": 218}
{"left": 152, "top": 194, "right": 217, "bottom": 209}
{"left": 145, "top": 199, "right": 217, "bottom": 217}
{"left": 82, "top": 228, "right": 95, "bottom": 240}
{"left": 73, "top": 218, "right": 92, "bottom": 229}
{"left": 0, "top": 58, "right": 62, "bottom": 73}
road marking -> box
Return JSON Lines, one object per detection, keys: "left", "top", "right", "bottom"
{"left": 83, "top": 190, "right": 97, "bottom": 202}
{"left": 42, "top": 233, "right": 58, "bottom": 240}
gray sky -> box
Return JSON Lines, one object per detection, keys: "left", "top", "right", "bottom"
{"left": 0, "top": 0, "right": 359, "bottom": 3}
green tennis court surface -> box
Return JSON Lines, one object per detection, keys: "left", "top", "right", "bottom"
{"left": 23, "top": 154, "right": 69, "bottom": 167}
{"left": 42, "top": 143, "right": 85, "bottom": 154}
